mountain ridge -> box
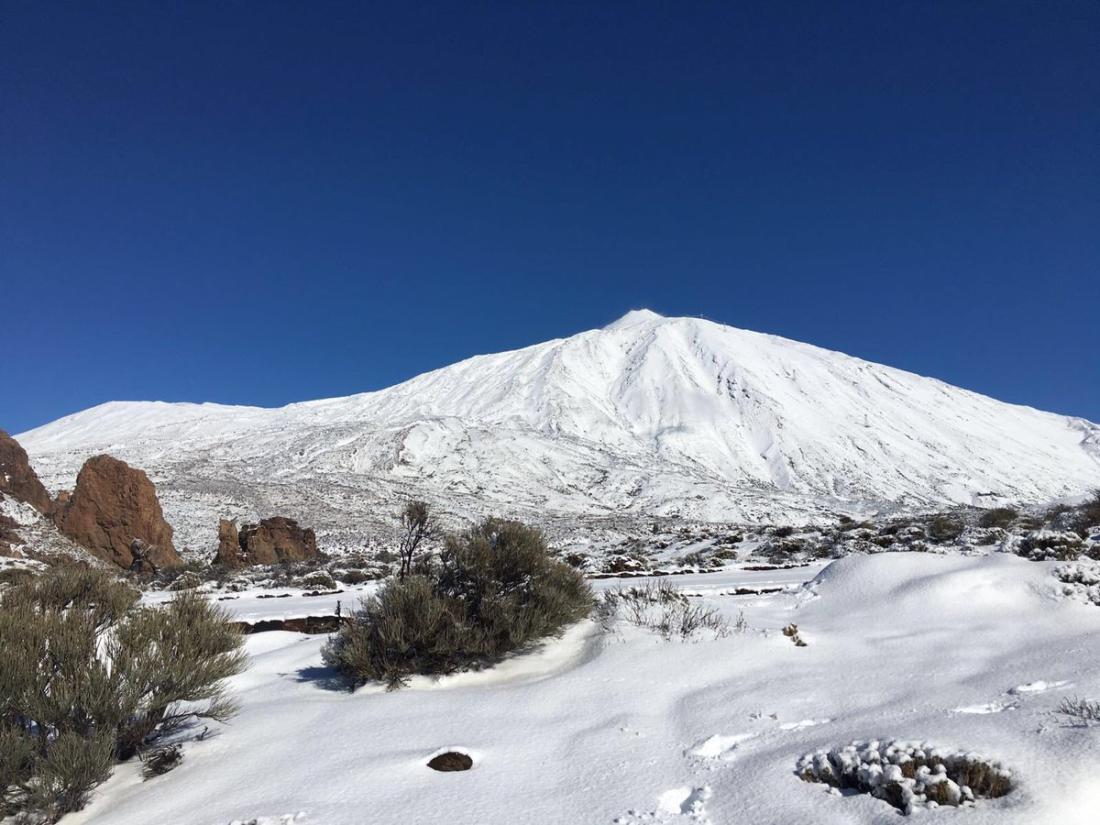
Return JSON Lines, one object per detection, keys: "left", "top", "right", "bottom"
{"left": 17, "top": 311, "right": 1100, "bottom": 553}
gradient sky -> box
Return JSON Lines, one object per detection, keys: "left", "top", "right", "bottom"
{"left": 2, "top": 1, "right": 1098, "bottom": 434}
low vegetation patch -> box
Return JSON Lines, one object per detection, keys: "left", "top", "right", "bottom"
{"left": 597, "top": 580, "right": 730, "bottom": 640}
{"left": 323, "top": 517, "right": 593, "bottom": 689}
{"left": 978, "top": 507, "right": 1018, "bottom": 529}
{"left": 797, "top": 739, "right": 1012, "bottom": 815}
{"left": 0, "top": 568, "right": 245, "bottom": 822}
{"left": 927, "top": 514, "right": 965, "bottom": 543}
{"left": 1053, "top": 561, "right": 1100, "bottom": 606}
{"left": 1057, "top": 696, "right": 1100, "bottom": 726}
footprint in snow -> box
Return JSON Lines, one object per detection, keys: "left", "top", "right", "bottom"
{"left": 953, "top": 701, "right": 1017, "bottom": 714}
{"left": 1009, "top": 679, "right": 1071, "bottom": 695}
{"left": 777, "top": 718, "right": 831, "bottom": 731}
{"left": 689, "top": 732, "right": 756, "bottom": 760}
{"left": 689, "top": 718, "right": 831, "bottom": 761}
{"left": 614, "top": 786, "right": 713, "bottom": 824}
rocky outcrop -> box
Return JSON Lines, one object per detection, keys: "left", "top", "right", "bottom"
{"left": 213, "top": 518, "right": 240, "bottom": 567}
{"left": 213, "top": 516, "right": 320, "bottom": 568}
{"left": 0, "top": 430, "right": 52, "bottom": 514}
{"left": 0, "top": 514, "right": 22, "bottom": 556}
{"left": 56, "top": 454, "right": 182, "bottom": 569}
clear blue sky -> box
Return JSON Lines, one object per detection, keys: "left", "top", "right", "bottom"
{"left": 2, "top": 1, "right": 1097, "bottom": 434}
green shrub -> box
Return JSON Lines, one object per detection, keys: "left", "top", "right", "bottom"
{"left": 928, "top": 514, "right": 965, "bottom": 542}
{"left": 1072, "top": 491, "right": 1100, "bottom": 536}
{"left": 0, "top": 568, "right": 245, "bottom": 822}
{"left": 324, "top": 518, "right": 592, "bottom": 689}
{"left": 978, "top": 507, "right": 1018, "bottom": 529}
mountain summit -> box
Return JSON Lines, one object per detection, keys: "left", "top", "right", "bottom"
{"left": 18, "top": 313, "right": 1100, "bottom": 549}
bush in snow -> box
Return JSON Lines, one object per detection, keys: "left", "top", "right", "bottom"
{"left": 927, "top": 514, "right": 965, "bottom": 543}
{"left": 1057, "top": 696, "right": 1100, "bottom": 726}
{"left": 1071, "top": 491, "right": 1100, "bottom": 537}
{"left": 597, "top": 580, "right": 730, "bottom": 640}
{"left": 0, "top": 567, "right": 246, "bottom": 822}
{"left": 1053, "top": 561, "right": 1100, "bottom": 606}
{"left": 978, "top": 507, "right": 1018, "bottom": 529}
{"left": 298, "top": 571, "right": 337, "bottom": 590}
{"left": 1015, "top": 530, "right": 1085, "bottom": 561}
{"left": 797, "top": 739, "right": 1012, "bottom": 815}
{"left": 324, "top": 518, "right": 592, "bottom": 689}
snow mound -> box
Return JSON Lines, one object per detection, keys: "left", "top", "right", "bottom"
{"left": 800, "top": 551, "right": 1050, "bottom": 619}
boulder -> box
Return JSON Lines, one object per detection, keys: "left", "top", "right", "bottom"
{"left": 214, "top": 516, "right": 320, "bottom": 568}
{"left": 0, "top": 430, "right": 52, "bottom": 514}
{"left": 56, "top": 454, "right": 182, "bottom": 569}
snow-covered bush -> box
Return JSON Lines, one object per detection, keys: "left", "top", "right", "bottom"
{"left": 324, "top": 518, "right": 593, "bottom": 689}
{"left": 1053, "top": 561, "right": 1100, "bottom": 606}
{"left": 0, "top": 568, "right": 246, "bottom": 822}
{"left": 978, "top": 507, "right": 1018, "bottom": 529}
{"left": 797, "top": 739, "right": 1012, "bottom": 815}
{"left": 597, "top": 580, "right": 729, "bottom": 640}
{"left": 1015, "top": 530, "right": 1085, "bottom": 561}
{"left": 298, "top": 571, "right": 337, "bottom": 590}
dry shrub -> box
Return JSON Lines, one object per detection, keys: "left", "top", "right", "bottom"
{"left": 978, "top": 507, "right": 1018, "bottom": 529}
{"left": 324, "top": 518, "right": 593, "bottom": 689}
{"left": 0, "top": 567, "right": 245, "bottom": 822}
{"left": 928, "top": 514, "right": 965, "bottom": 542}
{"left": 1057, "top": 696, "right": 1100, "bottom": 726}
{"left": 598, "top": 580, "right": 729, "bottom": 640}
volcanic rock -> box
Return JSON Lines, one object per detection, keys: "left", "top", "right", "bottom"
{"left": 214, "top": 516, "right": 320, "bottom": 568}
{"left": 56, "top": 454, "right": 182, "bottom": 569}
{"left": 0, "top": 430, "right": 52, "bottom": 514}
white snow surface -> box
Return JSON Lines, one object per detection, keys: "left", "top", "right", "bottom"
{"left": 67, "top": 553, "right": 1100, "bottom": 825}
{"left": 17, "top": 311, "right": 1100, "bottom": 552}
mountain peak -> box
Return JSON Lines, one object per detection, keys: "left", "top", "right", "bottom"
{"left": 605, "top": 308, "right": 665, "bottom": 330}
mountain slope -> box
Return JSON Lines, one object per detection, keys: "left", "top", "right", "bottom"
{"left": 17, "top": 310, "right": 1100, "bottom": 552}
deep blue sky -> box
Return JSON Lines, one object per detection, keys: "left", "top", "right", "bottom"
{"left": 2, "top": 1, "right": 1098, "bottom": 434}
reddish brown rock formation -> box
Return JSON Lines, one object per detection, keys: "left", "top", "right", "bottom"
{"left": 55, "top": 454, "right": 182, "bottom": 569}
{"left": 213, "top": 516, "right": 320, "bottom": 568}
{"left": 0, "top": 430, "right": 53, "bottom": 514}
{"left": 0, "top": 514, "right": 23, "bottom": 556}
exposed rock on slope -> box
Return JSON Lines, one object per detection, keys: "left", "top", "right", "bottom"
{"left": 214, "top": 516, "right": 320, "bottom": 568}
{"left": 0, "top": 429, "right": 53, "bottom": 514}
{"left": 56, "top": 454, "right": 182, "bottom": 569}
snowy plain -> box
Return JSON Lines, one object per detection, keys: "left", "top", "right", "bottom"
{"left": 68, "top": 553, "right": 1100, "bottom": 825}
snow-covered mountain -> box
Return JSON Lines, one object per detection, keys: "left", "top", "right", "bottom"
{"left": 17, "top": 310, "right": 1100, "bottom": 553}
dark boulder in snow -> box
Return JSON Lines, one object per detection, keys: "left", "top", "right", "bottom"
{"left": 55, "top": 454, "right": 182, "bottom": 569}
{"left": 427, "top": 751, "right": 473, "bottom": 772}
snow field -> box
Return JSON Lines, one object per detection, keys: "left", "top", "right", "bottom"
{"left": 62, "top": 553, "right": 1100, "bottom": 825}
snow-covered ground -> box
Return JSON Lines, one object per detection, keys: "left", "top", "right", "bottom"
{"left": 70, "top": 553, "right": 1100, "bottom": 825}
{"left": 18, "top": 311, "right": 1100, "bottom": 554}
